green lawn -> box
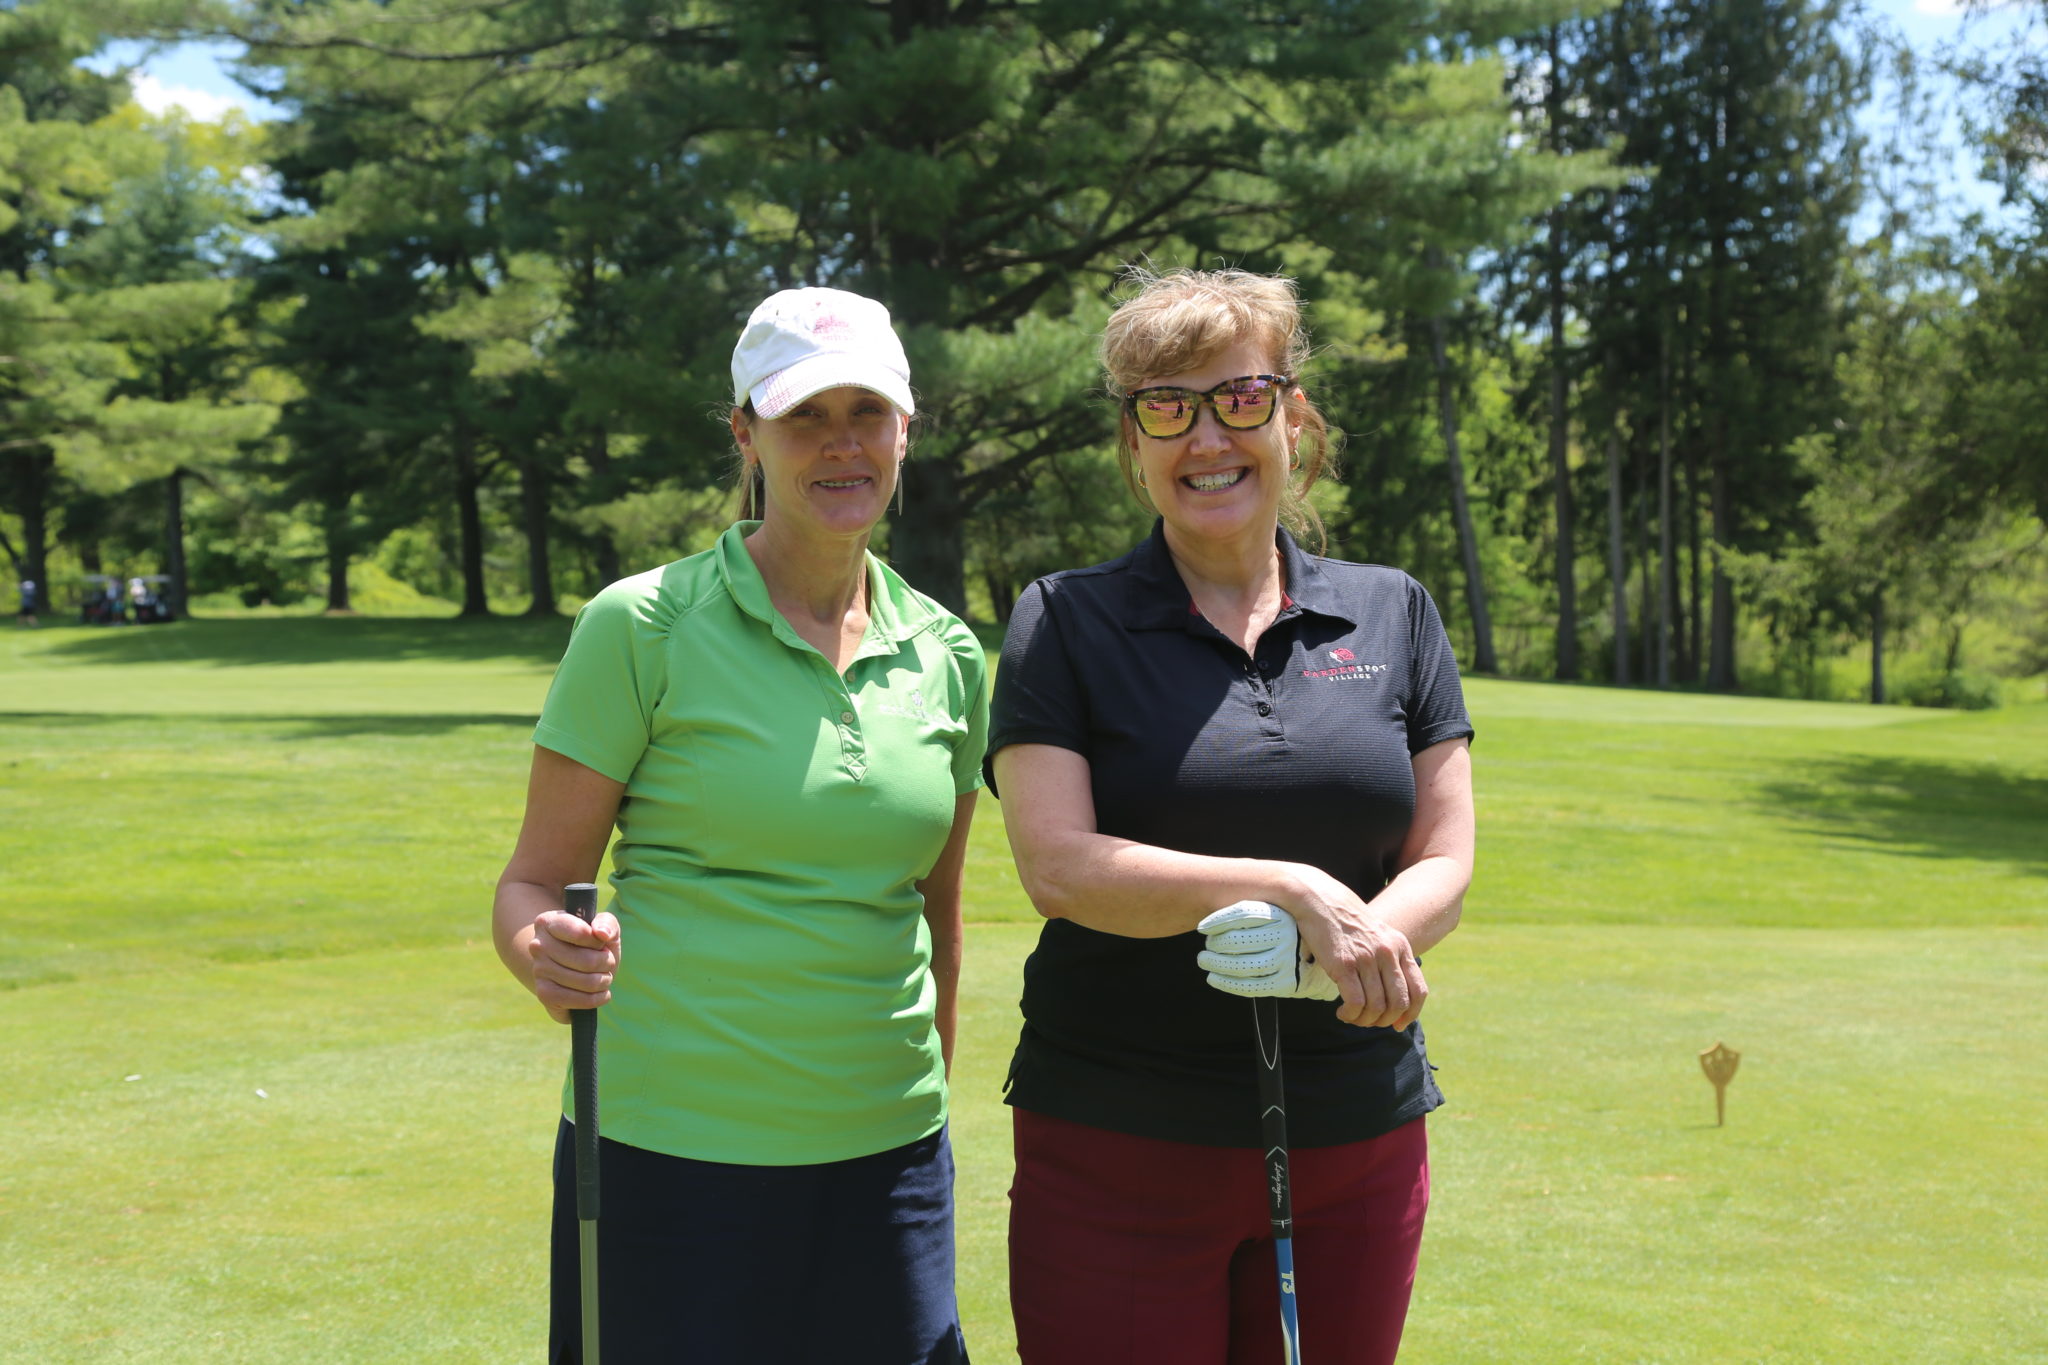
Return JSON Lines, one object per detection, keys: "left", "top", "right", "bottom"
{"left": 1, "top": 617, "right": 2043, "bottom": 1362}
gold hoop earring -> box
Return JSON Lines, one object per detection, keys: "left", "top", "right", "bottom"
{"left": 1134, "top": 468, "right": 1147, "bottom": 489}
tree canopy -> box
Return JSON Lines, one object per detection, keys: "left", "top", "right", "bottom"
{"left": 1, "top": 0, "right": 2042, "bottom": 705}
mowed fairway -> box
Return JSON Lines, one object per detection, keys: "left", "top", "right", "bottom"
{"left": 2, "top": 618, "right": 2044, "bottom": 1363}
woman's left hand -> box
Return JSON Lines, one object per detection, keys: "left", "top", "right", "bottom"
{"left": 1271, "top": 864, "right": 1429, "bottom": 1030}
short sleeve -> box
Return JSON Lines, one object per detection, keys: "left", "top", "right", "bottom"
{"left": 983, "top": 579, "right": 1087, "bottom": 795}
{"left": 1405, "top": 577, "right": 1475, "bottom": 754}
{"left": 948, "top": 624, "right": 992, "bottom": 797}
{"left": 533, "top": 580, "right": 671, "bottom": 783}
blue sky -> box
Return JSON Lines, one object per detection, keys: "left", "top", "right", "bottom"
{"left": 86, "top": 2, "right": 2037, "bottom": 235}
{"left": 82, "top": 38, "right": 283, "bottom": 123}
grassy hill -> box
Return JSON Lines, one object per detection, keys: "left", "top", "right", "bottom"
{"left": 1, "top": 615, "right": 2043, "bottom": 1361}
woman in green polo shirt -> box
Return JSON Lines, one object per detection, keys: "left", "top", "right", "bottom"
{"left": 492, "top": 287, "right": 988, "bottom": 1365}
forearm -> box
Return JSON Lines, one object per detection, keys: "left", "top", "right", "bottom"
{"left": 926, "top": 921, "right": 961, "bottom": 1076}
{"left": 1016, "top": 830, "right": 1314, "bottom": 938}
{"left": 1372, "top": 738, "right": 1474, "bottom": 956}
{"left": 1363, "top": 854, "right": 1468, "bottom": 956}
{"left": 494, "top": 746, "right": 625, "bottom": 1014}
{"left": 918, "top": 789, "right": 977, "bottom": 1078}
{"left": 492, "top": 875, "right": 562, "bottom": 998}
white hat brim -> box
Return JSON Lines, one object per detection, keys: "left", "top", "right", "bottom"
{"left": 750, "top": 354, "right": 915, "bottom": 420}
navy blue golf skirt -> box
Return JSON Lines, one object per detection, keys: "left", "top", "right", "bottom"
{"left": 549, "top": 1118, "right": 969, "bottom": 1365}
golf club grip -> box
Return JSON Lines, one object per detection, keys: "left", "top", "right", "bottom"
{"left": 564, "top": 882, "right": 601, "bottom": 1223}
{"left": 1253, "top": 996, "right": 1293, "bottom": 1237}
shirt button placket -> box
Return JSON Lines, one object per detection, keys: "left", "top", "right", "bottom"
{"left": 1252, "top": 651, "right": 1282, "bottom": 733}
{"left": 831, "top": 670, "right": 867, "bottom": 781}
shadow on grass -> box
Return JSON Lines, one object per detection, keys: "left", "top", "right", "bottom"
{"left": 1758, "top": 753, "right": 2048, "bottom": 875}
{"left": 0, "top": 711, "right": 536, "bottom": 738}
{"left": 31, "top": 615, "right": 574, "bottom": 668}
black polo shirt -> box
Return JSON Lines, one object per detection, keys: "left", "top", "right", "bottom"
{"left": 985, "top": 522, "right": 1474, "bottom": 1148}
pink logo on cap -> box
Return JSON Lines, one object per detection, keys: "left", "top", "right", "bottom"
{"left": 811, "top": 311, "right": 853, "bottom": 340}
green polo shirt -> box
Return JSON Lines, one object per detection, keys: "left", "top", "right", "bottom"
{"left": 534, "top": 523, "right": 989, "bottom": 1165}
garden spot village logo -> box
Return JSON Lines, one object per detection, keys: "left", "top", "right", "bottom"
{"left": 1300, "top": 646, "right": 1388, "bottom": 682}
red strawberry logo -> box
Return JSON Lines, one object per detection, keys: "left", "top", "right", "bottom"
{"left": 1329, "top": 647, "right": 1354, "bottom": 663}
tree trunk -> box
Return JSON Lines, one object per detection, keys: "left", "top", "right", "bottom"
{"left": 983, "top": 569, "right": 1013, "bottom": 624}
{"left": 1870, "top": 592, "right": 1886, "bottom": 704}
{"left": 9, "top": 452, "right": 52, "bottom": 616}
{"left": 1635, "top": 454, "right": 1653, "bottom": 684}
{"left": 1657, "top": 325, "right": 1674, "bottom": 687}
{"left": 163, "top": 467, "right": 188, "bottom": 619}
{"left": 892, "top": 453, "right": 968, "bottom": 617}
{"left": 454, "top": 425, "right": 490, "bottom": 617}
{"left": 521, "top": 459, "right": 557, "bottom": 618}
{"left": 324, "top": 504, "right": 352, "bottom": 612}
{"left": 1708, "top": 456, "right": 1736, "bottom": 690}
{"left": 1428, "top": 313, "right": 1498, "bottom": 673}
{"left": 1705, "top": 71, "right": 1736, "bottom": 692}
{"left": 1545, "top": 25, "right": 1577, "bottom": 683}
{"left": 1685, "top": 440, "right": 1703, "bottom": 684}
{"left": 1607, "top": 423, "right": 1629, "bottom": 685}
{"left": 588, "top": 430, "right": 621, "bottom": 588}
{"left": 1548, "top": 298, "right": 1577, "bottom": 678}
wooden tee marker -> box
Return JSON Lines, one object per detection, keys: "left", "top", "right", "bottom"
{"left": 1699, "top": 1042, "right": 1741, "bottom": 1126}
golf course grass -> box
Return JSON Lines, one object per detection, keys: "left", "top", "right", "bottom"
{"left": 2, "top": 615, "right": 2043, "bottom": 1362}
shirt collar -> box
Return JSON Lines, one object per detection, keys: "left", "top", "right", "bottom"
{"left": 714, "top": 521, "right": 937, "bottom": 658}
{"left": 1119, "top": 519, "right": 1359, "bottom": 632}
{"left": 1274, "top": 525, "right": 1358, "bottom": 627}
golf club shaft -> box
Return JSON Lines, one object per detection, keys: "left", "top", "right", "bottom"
{"left": 564, "top": 882, "right": 601, "bottom": 1365}
{"left": 1254, "top": 996, "right": 1303, "bottom": 1365}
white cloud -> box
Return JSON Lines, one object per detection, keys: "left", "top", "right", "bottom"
{"left": 129, "top": 72, "right": 247, "bottom": 122}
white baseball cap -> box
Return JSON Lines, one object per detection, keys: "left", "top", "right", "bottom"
{"left": 731, "top": 287, "right": 915, "bottom": 419}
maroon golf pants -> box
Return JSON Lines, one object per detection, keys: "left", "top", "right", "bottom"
{"left": 1009, "top": 1109, "right": 1429, "bottom": 1365}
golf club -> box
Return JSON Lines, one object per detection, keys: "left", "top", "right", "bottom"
{"left": 564, "top": 881, "right": 602, "bottom": 1365}
{"left": 1254, "top": 995, "right": 1303, "bottom": 1365}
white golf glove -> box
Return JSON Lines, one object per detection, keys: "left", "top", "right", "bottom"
{"left": 1195, "top": 900, "right": 1340, "bottom": 1001}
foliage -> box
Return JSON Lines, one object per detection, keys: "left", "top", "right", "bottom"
{"left": 3, "top": 0, "right": 2045, "bottom": 704}
{"left": 188, "top": 0, "right": 1605, "bottom": 617}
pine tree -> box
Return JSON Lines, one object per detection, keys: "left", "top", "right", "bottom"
{"left": 0, "top": 3, "right": 129, "bottom": 611}
{"left": 51, "top": 106, "right": 277, "bottom": 618}
{"left": 219, "top": 0, "right": 1616, "bottom": 615}
{"left": 1560, "top": 0, "right": 1865, "bottom": 690}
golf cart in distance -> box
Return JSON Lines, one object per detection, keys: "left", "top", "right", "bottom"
{"left": 78, "top": 574, "right": 126, "bottom": 625}
{"left": 128, "top": 575, "right": 174, "bottom": 624}
{"left": 76, "top": 574, "right": 175, "bottom": 625}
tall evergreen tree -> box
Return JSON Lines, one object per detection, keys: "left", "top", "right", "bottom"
{"left": 1948, "top": 0, "right": 2048, "bottom": 527}
{"left": 0, "top": 3, "right": 129, "bottom": 610}
{"left": 1559, "top": 0, "right": 1865, "bottom": 689}
{"left": 52, "top": 108, "right": 277, "bottom": 618}
{"left": 248, "top": 63, "right": 490, "bottom": 614}
{"left": 214, "top": 0, "right": 1609, "bottom": 615}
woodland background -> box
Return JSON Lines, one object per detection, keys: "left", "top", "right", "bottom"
{"left": 4, "top": 0, "right": 2045, "bottom": 705}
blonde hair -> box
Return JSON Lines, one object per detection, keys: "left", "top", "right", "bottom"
{"left": 1100, "top": 267, "right": 1336, "bottom": 552}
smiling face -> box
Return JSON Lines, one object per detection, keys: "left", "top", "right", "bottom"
{"left": 731, "top": 386, "right": 908, "bottom": 543}
{"left": 1128, "top": 338, "right": 1302, "bottom": 551}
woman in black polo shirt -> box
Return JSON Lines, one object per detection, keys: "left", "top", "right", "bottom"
{"left": 987, "top": 268, "right": 1475, "bottom": 1365}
